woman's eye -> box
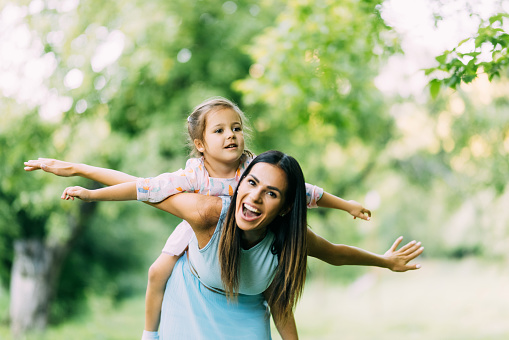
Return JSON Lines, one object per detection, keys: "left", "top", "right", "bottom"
{"left": 247, "top": 179, "right": 256, "bottom": 186}
{"left": 267, "top": 191, "right": 277, "bottom": 198}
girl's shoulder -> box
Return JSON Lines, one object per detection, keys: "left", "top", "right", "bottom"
{"left": 185, "top": 157, "right": 205, "bottom": 170}
{"left": 241, "top": 153, "right": 255, "bottom": 168}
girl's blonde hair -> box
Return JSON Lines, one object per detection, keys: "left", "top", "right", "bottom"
{"left": 187, "top": 97, "right": 253, "bottom": 158}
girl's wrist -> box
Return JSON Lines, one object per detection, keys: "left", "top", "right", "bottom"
{"left": 74, "top": 163, "right": 89, "bottom": 177}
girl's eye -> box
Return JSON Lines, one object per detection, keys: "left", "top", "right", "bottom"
{"left": 215, "top": 129, "right": 223, "bottom": 133}
{"left": 233, "top": 127, "right": 242, "bottom": 132}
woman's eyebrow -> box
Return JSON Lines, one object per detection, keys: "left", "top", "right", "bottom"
{"left": 249, "top": 174, "right": 282, "bottom": 194}
{"left": 248, "top": 174, "right": 259, "bottom": 183}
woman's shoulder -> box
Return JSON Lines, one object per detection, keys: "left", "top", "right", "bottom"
{"left": 205, "top": 196, "right": 229, "bottom": 231}
{"left": 185, "top": 194, "right": 224, "bottom": 234}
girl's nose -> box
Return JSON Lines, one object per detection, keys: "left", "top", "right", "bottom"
{"left": 226, "top": 128, "right": 235, "bottom": 139}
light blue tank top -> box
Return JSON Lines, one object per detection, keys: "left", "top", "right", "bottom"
{"left": 188, "top": 197, "right": 278, "bottom": 295}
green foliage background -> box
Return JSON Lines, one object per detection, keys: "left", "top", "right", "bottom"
{"left": 1, "top": 0, "right": 508, "bottom": 335}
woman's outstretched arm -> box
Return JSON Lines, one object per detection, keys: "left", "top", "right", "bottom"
{"left": 24, "top": 158, "right": 137, "bottom": 185}
{"left": 306, "top": 228, "right": 423, "bottom": 272}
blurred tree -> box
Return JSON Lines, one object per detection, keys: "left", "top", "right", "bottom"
{"left": 0, "top": 0, "right": 279, "bottom": 335}
{"left": 234, "top": 0, "right": 397, "bottom": 247}
{"left": 389, "top": 72, "right": 509, "bottom": 259}
{"left": 426, "top": 11, "right": 508, "bottom": 97}
{"left": 237, "top": 0, "right": 396, "bottom": 187}
{"left": 409, "top": 2, "right": 509, "bottom": 258}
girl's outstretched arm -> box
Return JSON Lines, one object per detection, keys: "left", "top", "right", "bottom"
{"left": 24, "top": 158, "right": 137, "bottom": 185}
{"left": 306, "top": 228, "right": 423, "bottom": 272}
{"left": 62, "top": 186, "right": 221, "bottom": 243}
{"left": 61, "top": 182, "right": 137, "bottom": 202}
{"left": 317, "top": 192, "right": 371, "bottom": 221}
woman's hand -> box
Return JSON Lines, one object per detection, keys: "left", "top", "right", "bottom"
{"left": 348, "top": 200, "right": 371, "bottom": 221}
{"left": 24, "top": 158, "right": 76, "bottom": 177}
{"left": 384, "top": 236, "right": 423, "bottom": 272}
{"left": 61, "top": 186, "right": 92, "bottom": 201}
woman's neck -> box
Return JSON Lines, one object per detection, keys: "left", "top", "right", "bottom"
{"left": 240, "top": 228, "right": 267, "bottom": 250}
{"left": 203, "top": 157, "right": 240, "bottom": 179}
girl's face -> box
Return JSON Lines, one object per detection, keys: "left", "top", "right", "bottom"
{"left": 195, "top": 108, "right": 245, "bottom": 167}
{"left": 235, "top": 162, "right": 288, "bottom": 245}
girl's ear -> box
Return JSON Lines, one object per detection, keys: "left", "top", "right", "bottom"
{"left": 194, "top": 139, "right": 205, "bottom": 153}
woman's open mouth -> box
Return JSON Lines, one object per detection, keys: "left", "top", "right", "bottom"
{"left": 241, "top": 203, "right": 261, "bottom": 221}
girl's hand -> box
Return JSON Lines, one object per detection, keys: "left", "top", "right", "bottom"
{"left": 348, "top": 200, "right": 371, "bottom": 221}
{"left": 24, "top": 158, "right": 76, "bottom": 177}
{"left": 383, "top": 236, "right": 423, "bottom": 272}
{"left": 61, "top": 186, "right": 92, "bottom": 201}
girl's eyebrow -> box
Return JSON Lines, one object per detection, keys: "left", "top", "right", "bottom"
{"left": 248, "top": 174, "right": 282, "bottom": 194}
{"left": 210, "top": 121, "right": 241, "bottom": 128}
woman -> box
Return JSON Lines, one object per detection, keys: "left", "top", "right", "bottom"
{"left": 147, "top": 150, "right": 309, "bottom": 339}
{"left": 27, "top": 151, "right": 423, "bottom": 339}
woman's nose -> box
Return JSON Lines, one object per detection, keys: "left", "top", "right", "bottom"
{"left": 249, "top": 187, "right": 263, "bottom": 202}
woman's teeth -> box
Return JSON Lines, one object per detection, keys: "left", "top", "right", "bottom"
{"left": 243, "top": 203, "right": 261, "bottom": 218}
{"left": 244, "top": 204, "right": 260, "bottom": 214}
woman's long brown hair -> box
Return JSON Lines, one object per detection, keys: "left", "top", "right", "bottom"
{"left": 218, "top": 150, "right": 308, "bottom": 322}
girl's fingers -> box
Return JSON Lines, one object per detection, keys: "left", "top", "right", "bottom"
{"left": 62, "top": 187, "right": 76, "bottom": 200}
{"left": 359, "top": 212, "right": 370, "bottom": 221}
{"left": 23, "top": 161, "right": 40, "bottom": 171}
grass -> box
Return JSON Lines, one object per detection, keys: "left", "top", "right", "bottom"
{"left": 1, "top": 258, "right": 508, "bottom": 339}
{"left": 276, "top": 258, "right": 509, "bottom": 340}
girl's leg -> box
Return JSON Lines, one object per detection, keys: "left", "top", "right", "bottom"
{"left": 143, "top": 220, "right": 193, "bottom": 338}
{"left": 144, "top": 253, "right": 179, "bottom": 332}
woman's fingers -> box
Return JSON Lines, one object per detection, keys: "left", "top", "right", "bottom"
{"left": 389, "top": 236, "right": 404, "bottom": 252}
{"left": 396, "top": 240, "right": 420, "bottom": 254}
{"left": 405, "top": 263, "right": 422, "bottom": 271}
{"left": 406, "top": 245, "right": 424, "bottom": 260}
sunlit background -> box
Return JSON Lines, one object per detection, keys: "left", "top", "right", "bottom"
{"left": 1, "top": 0, "right": 508, "bottom": 339}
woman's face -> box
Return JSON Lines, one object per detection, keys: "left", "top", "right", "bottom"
{"left": 235, "top": 162, "right": 288, "bottom": 242}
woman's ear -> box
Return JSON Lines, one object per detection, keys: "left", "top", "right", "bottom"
{"left": 194, "top": 139, "right": 205, "bottom": 153}
{"left": 279, "top": 206, "right": 291, "bottom": 217}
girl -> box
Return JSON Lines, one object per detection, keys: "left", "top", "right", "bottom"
{"left": 25, "top": 97, "right": 372, "bottom": 339}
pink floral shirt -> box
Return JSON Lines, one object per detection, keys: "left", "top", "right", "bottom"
{"left": 136, "top": 155, "right": 323, "bottom": 208}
